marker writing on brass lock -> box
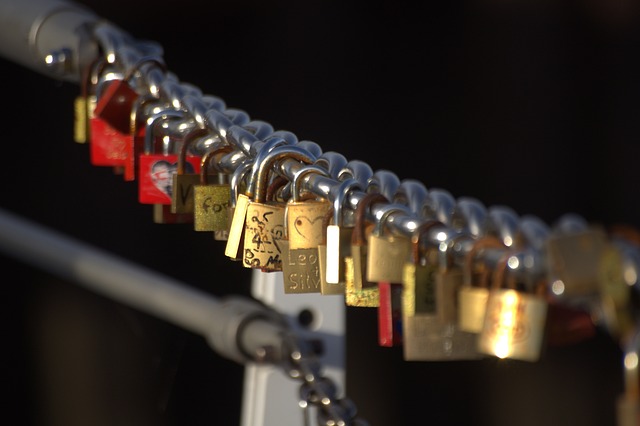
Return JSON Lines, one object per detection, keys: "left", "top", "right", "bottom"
{"left": 286, "top": 250, "right": 321, "bottom": 292}
{"left": 202, "top": 198, "right": 229, "bottom": 214}
{"left": 293, "top": 215, "right": 325, "bottom": 244}
{"left": 244, "top": 211, "right": 285, "bottom": 268}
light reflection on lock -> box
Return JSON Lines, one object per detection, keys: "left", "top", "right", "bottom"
{"left": 242, "top": 145, "right": 316, "bottom": 271}
{"left": 477, "top": 250, "right": 548, "bottom": 362}
{"left": 193, "top": 144, "right": 234, "bottom": 234}
{"left": 282, "top": 165, "right": 331, "bottom": 294}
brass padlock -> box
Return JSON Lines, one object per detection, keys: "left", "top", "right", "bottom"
{"left": 616, "top": 326, "right": 640, "bottom": 426}
{"left": 366, "top": 203, "right": 412, "bottom": 284}
{"left": 402, "top": 220, "right": 480, "bottom": 361}
{"left": 318, "top": 178, "right": 361, "bottom": 295}
{"left": 457, "top": 236, "right": 507, "bottom": 334}
{"left": 477, "top": 251, "right": 548, "bottom": 362}
{"left": 596, "top": 240, "right": 635, "bottom": 342}
{"left": 282, "top": 165, "right": 331, "bottom": 294}
{"left": 171, "top": 127, "right": 210, "bottom": 214}
{"left": 242, "top": 145, "right": 316, "bottom": 271}
{"left": 74, "top": 56, "right": 105, "bottom": 144}
{"left": 344, "top": 192, "right": 388, "bottom": 307}
{"left": 368, "top": 203, "right": 412, "bottom": 347}
{"left": 545, "top": 225, "right": 607, "bottom": 297}
{"left": 193, "top": 144, "right": 234, "bottom": 233}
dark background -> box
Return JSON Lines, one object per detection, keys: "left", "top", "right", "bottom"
{"left": 1, "top": 0, "right": 639, "bottom": 425}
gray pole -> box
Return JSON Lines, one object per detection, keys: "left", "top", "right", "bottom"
{"left": 0, "top": 0, "right": 102, "bottom": 82}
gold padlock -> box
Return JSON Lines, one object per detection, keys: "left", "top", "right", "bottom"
{"left": 282, "top": 165, "right": 331, "bottom": 294}
{"left": 344, "top": 192, "right": 388, "bottom": 307}
{"left": 366, "top": 203, "right": 412, "bottom": 284}
{"left": 477, "top": 251, "right": 548, "bottom": 362}
{"left": 193, "top": 144, "right": 234, "bottom": 233}
{"left": 171, "top": 127, "right": 210, "bottom": 214}
{"left": 242, "top": 144, "right": 316, "bottom": 271}
{"left": 318, "top": 178, "right": 361, "bottom": 295}
{"left": 457, "top": 236, "right": 507, "bottom": 333}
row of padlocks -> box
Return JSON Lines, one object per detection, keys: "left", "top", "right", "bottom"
{"left": 69, "top": 20, "right": 640, "bottom": 426}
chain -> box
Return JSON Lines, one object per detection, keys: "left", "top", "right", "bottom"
{"left": 279, "top": 331, "right": 370, "bottom": 426}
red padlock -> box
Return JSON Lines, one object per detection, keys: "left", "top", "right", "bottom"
{"left": 137, "top": 109, "right": 200, "bottom": 205}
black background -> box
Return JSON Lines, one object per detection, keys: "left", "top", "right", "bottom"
{"left": 1, "top": 0, "right": 640, "bottom": 425}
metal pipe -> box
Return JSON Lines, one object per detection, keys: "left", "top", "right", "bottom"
{"left": 0, "top": 207, "right": 287, "bottom": 365}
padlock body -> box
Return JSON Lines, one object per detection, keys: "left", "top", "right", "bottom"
{"left": 93, "top": 79, "right": 139, "bottom": 135}
{"left": 435, "top": 268, "right": 464, "bottom": 325}
{"left": 402, "top": 262, "right": 437, "bottom": 318}
{"left": 281, "top": 240, "right": 321, "bottom": 294}
{"left": 138, "top": 153, "right": 201, "bottom": 204}
{"left": 458, "top": 286, "right": 490, "bottom": 333}
{"left": 477, "top": 289, "right": 548, "bottom": 362}
{"left": 90, "top": 117, "right": 130, "bottom": 167}
{"left": 286, "top": 200, "right": 331, "bottom": 250}
{"left": 378, "top": 282, "right": 403, "bottom": 347}
{"left": 193, "top": 183, "right": 231, "bottom": 232}
{"left": 171, "top": 173, "right": 201, "bottom": 214}
{"left": 243, "top": 201, "right": 285, "bottom": 271}
{"left": 367, "top": 234, "right": 410, "bottom": 283}
{"left": 402, "top": 315, "right": 480, "bottom": 361}
{"left": 152, "top": 204, "right": 193, "bottom": 224}
{"left": 345, "top": 245, "right": 379, "bottom": 307}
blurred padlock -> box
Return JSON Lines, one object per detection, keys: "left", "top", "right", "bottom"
{"left": 477, "top": 250, "right": 548, "bottom": 362}
{"left": 344, "top": 192, "right": 388, "bottom": 307}
{"left": 458, "top": 236, "right": 507, "bottom": 334}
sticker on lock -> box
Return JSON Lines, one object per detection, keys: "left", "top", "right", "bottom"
{"left": 138, "top": 154, "right": 201, "bottom": 205}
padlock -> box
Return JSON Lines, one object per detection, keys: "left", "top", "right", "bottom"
{"left": 171, "top": 127, "right": 210, "bottom": 214}
{"left": 318, "top": 178, "right": 362, "bottom": 295}
{"left": 124, "top": 94, "right": 169, "bottom": 181}
{"left": 616, "top": 325, "right": 640, "bottom": 426}
{"left": 366, "top": 203, "right": 412, "bottom": 284}
{"left": 193, "top": 144, "right": 234, "bottom": 233}
{"left": 595, "top": 240, "right": 635, "bottom": 342}
{"left": 477, "top": 251, "right": 549, "bottom": 362}
{"left": 458, "top": 236, "right": 507, "bottom": 334}
{"left": 401, "top": 220, "right": 479, "bottom": 361}
{"left": 74, "top": 56, "right": 105, "bottom": 144}
{"left": 137, "top": 109, "right": 200, "bottom": 205}
{"left": 545, "top": 223, "right": 607, "bottom": 298}
{"left": 369, "top": 203, "right": 412, "bottom": 347}
{"left": 94, "top": 55, "right": 166, "bottom": 135}
{"left": 344, "top": 192, "right": 388, "bottom": 307}
{"left": 282, "top": 165, "right": 331, "bottom": 294}
{"left": 242, "top": 145, "right": 316, "bottom": 271}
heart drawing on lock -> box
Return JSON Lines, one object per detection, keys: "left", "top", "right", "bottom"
{"left": 293, "top": 215, "right": 324, "bottom": 242}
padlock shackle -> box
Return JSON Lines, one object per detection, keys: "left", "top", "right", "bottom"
{"left": 352, "top": 193, "right": 388, "bottom": 246}
{"left": 229, "top": 159, "right": 253, "bottom": 208}
{"left": 199, "top": 144, "right": 234, "bottom": 185}
{"left": 491, "top": 250, "right": 520, "bottom": 291}
{"left": 248, "top": 145, "right": 316, "bottom": 203}
{"left": 410, "top": 220, "right": 446, "bottom": 265}
{"left": 176, "top": 127, "right": 209, "bottom": 175}
{"left": 292, "top": 165, "right": 329, "bottom": 203}
{"left": 143, "top": 109, "right": 187, "bottom": 154}
{"left": 463, "top": 236, "right": 506, "bottom": 289}
{"left": 331, "top": 179, "right": 362, "bottom": 227}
